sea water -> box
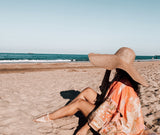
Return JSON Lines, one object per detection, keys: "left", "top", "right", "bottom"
{"left": 0, "top": 53, "right": 159, "bottom": 63}
{"left": 0, "top": 53, "right": 89, "bottom": 63}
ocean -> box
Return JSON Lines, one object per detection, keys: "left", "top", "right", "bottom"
{"left": 0, "top": 53, "right": 159, "bottom": 63}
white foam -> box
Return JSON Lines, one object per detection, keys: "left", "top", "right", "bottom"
{"left": 0, "top": 59, "right": 72, "bottom": 63}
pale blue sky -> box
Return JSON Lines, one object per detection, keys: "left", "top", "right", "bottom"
{"left": 0, "top": 0, "right": 160, "bottom": 55}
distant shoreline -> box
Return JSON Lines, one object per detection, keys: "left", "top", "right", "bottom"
{"left": 0, "top": 58, "right": 159, "bottom": 64}
{"left": 0, "top": 53, "right": 160, "bottom": 64}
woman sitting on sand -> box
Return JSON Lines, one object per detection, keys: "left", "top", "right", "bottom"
{"left": 34, "top": 47, "right": 149, "bottom": 135}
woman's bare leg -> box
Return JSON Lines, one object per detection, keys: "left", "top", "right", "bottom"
{"left": 49, "top": 87, "right": 97, "bottom": 119}
{"left": 49, "top": 98, "right": 95, "bottom": 120}
{"left": 70, "top": 87, "right": 97, "bottom": 104}
{"left": 34, "top": 87, "right": 97, "bottom": 122}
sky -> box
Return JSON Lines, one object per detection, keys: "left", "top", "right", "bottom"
{"left": 0, "top": 0, "right": 160, "bottom": 55}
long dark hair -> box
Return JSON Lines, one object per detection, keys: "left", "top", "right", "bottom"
{"left": 114, "top": 68, "right": 140, "bottom": 96}
{"left": 96, "top": 69, "right": 140, "bottom": 106}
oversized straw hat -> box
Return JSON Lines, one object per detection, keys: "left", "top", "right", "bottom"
{"left": 88, "top": 47, "right": 148, "bottom": 87}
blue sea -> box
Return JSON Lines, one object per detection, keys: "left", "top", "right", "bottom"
{"left": 0, "top": 53, "right": 159, "bottom": 63}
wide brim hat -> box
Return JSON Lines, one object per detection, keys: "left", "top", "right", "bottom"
{"left": 88, "top": 47, "right": 148, "bottom": 87}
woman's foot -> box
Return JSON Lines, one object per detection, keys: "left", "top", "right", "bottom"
{"left": 33, "top": 113, "right": 52, "bottom": 123}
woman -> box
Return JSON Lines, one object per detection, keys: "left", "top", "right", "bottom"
{"left": 34, "top": 47, "right": 149, "bottom": 135}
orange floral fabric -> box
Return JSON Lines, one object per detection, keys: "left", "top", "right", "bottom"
{"left": 88, "top": 80, "right": 145, "bottom": 135}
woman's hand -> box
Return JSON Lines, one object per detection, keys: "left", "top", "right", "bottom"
{"left": 76, "top": 123, "right": 90, "bottom": 135}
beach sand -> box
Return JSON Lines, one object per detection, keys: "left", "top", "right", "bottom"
{"left": 0, "top": 61, "right": 160, "bottom": 135}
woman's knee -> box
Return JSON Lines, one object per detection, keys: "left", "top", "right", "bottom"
{"left": 74, "top": 98, "right": 87, "bottom": 108}
{"left": 78, "top": 87, "right": 92, "bottom": 98}
{"left": 67, "top": 99, "right": 85, "bottom": 113}
{"left": 75, "top": 98, "right": 95, "bottom": 116}
{"left": 76, "top": 98, "right": 86, "bottom": 104}
{"left": 82, "top": 87, "right": 94, "bottom": 94}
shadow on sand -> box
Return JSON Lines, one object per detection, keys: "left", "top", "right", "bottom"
{"left": 60, "top": 90, "right": 99, "bottom": 135}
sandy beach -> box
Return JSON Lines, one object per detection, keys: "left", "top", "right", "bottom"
{"left": 0, "top": 61, "right": 160, "bottom": 135}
